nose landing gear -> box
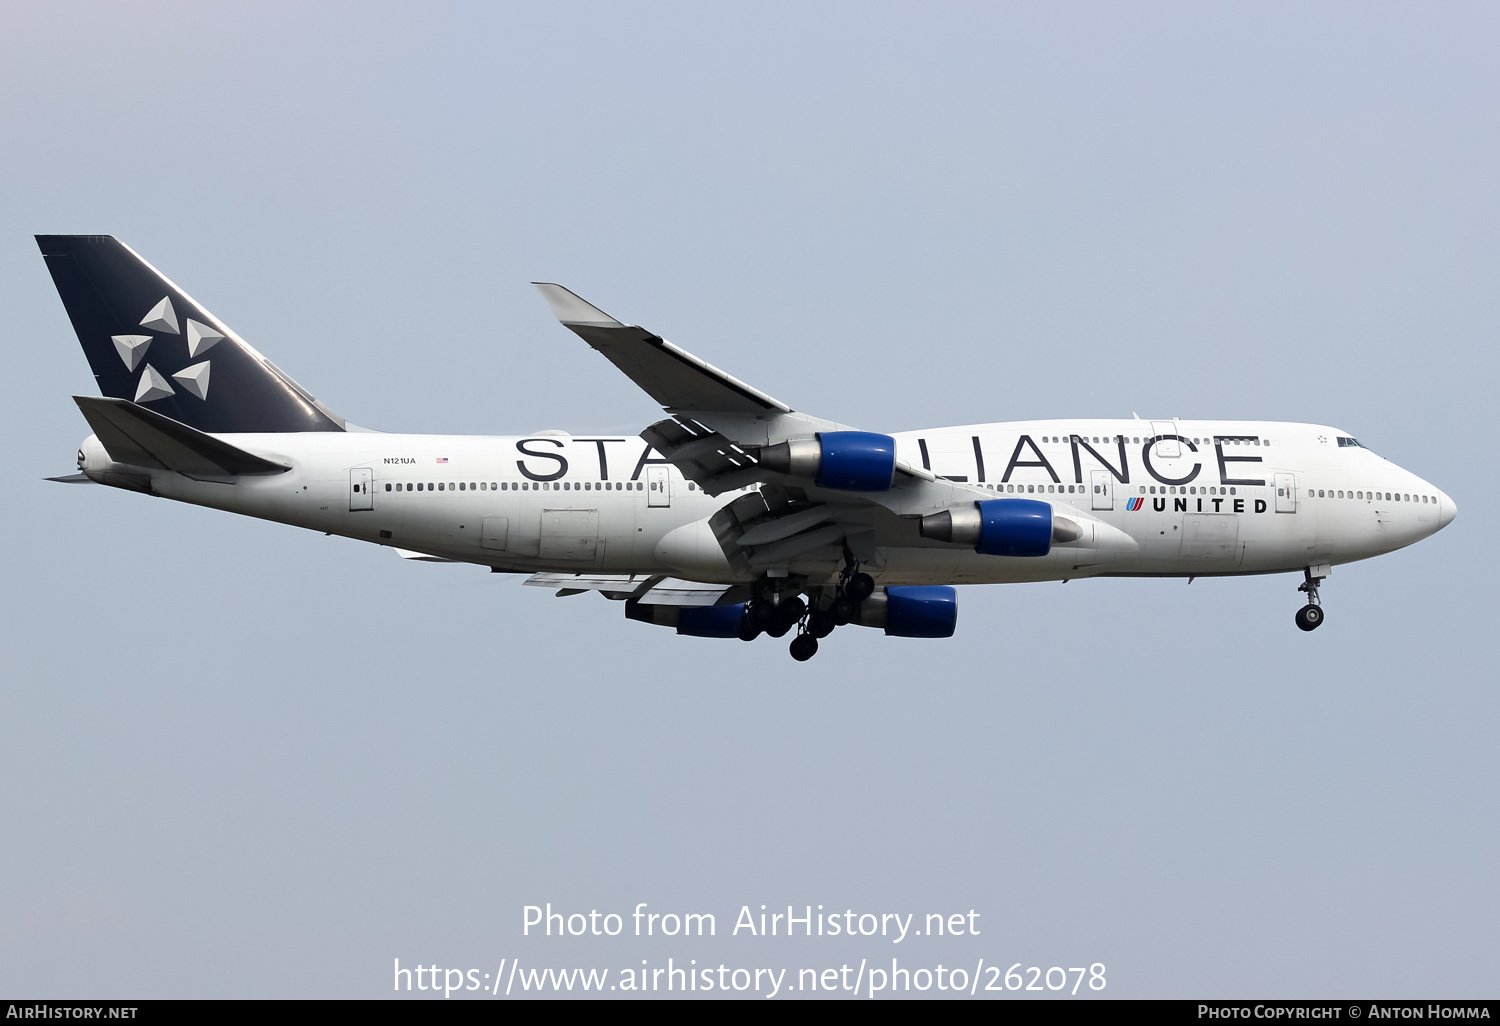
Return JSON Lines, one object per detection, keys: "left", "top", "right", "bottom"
{"left": 1295, "top": 566, "right": 1327, "bottom": 631}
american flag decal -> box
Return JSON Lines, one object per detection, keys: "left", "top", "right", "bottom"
{"left": 436, "top": 457, "right": 449, "bottom": 464}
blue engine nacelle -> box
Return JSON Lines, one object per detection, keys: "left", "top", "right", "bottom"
{"left": 625, "top": 600, "right": 747, "bottom": 637}
{"left": 868, "top": 585, "right": 958, "bottom": 638}
{"left": 757, "top": 431, "right": 895, "bottom": 492}
{"left": 918, "top": 498, "right": 1054, "bottom": 557}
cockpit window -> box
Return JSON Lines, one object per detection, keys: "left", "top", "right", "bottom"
{"left": 1337, "top": 437, "right": 1364, "bottom": 448}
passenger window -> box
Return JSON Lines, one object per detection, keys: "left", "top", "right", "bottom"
{"left": 384, "top": 483, "right": 391, "bottom": 491}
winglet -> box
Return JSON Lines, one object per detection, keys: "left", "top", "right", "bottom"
{"left": 532, "top": 283, "right": 624, "bottom": 327}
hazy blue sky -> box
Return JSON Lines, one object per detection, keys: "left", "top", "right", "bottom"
{"left": 2, "top": 1, "right": 1495, "bottom": 999}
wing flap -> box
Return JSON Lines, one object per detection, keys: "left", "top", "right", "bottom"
{"left": 639, "top": 417, "right": 764, "bottom": 495}
{"left": 523, "top": 572, "right": 742, "bottom": 606}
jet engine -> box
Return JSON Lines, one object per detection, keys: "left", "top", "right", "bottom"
{"left": 853, "top": 585, "right": 958, "bottom": 638}
{"left": 757, "top": 431, "right": 896, "bottom": 492}
{"left": 919, "top": 498, "right": 1081, "bottom": 557}
{"left": 626, "top": 600, "right": 747, "bottom": 638}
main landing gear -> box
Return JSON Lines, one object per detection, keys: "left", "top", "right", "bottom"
{"left": 1295, "top": 567, "right": 1327, "bottom": 632}
{"left": 739, "top": 549, "right": 877, "bottom": 661}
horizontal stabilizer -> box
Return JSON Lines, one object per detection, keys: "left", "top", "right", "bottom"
{"left": 45, "top": 473, "right": 95, "bottom": 484}
{"left": 533, "top": 283, "right": 791, "bottom": 415}
{"left": 75, "top": 396, "right": 289, "bottom": 482}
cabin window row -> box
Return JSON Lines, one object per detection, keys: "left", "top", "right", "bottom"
{"left": 382, "top": 481, "right": 649, "bottom": 492}
{"left": 1139, "top": 485, "right": 1237, "bottom": 495}
{"left": 1309, "top": 489, "right": 1437, "bottom": 503}
{"left": 1035, "top": 435, "right": 1267, "bottom": 446}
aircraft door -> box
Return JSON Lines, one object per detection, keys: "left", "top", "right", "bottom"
{"left": 349, "top": 468, "right": 374, "bottom": 511}
{"left": 539, "top": 509, "right": 599, "bottom": 560}
{"left": 481, "top": 517, "right": 509, "bottom": 551}
{"left": 1090, "top": 470, "right": 1114, "bottom": 511}
{"left": 1275, "top": 473, "right": 1297, "bottom": 513}
{"left": 646, "top": 465, "right": 670, "bottom": 507}
{"left": 1150, "top": 420, "right": 1181, "bottom": 458}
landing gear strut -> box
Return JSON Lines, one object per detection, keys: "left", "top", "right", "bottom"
{"left": 1295, "top": 567, "right": 1326, "bottom": 632}
{"left": 741, "top": 553, "right": 878, "bottom": 660}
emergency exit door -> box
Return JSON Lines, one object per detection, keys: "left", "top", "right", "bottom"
{"left": 1275, "top": 473, "right": 1297, "bottom": 513}
{"left": 349, "top": 468, "right": 374, "bottom": 511}
{"left": 1090, "top": 470, "right": 1114, "bottom": 511}
{"left": 647, "top": 465, "right": 670, "bottom": 507}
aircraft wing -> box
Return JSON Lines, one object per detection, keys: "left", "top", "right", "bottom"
{"left": 533, "top": 284, "right": 791, "bottom": 415}
{"left": 523, "top": 572, "right": 743, "bottom": 606}
{"left": 534, "top": 284, "right": 1134, "bottom": 577}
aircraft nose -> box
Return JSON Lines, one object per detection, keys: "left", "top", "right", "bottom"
{"left": 1438, "top": 491, "right": 1457, "bottom": 529}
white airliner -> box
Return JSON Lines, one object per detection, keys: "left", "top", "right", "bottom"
{"left": 41, "top": 236, "right": 1456, "bottom": 660}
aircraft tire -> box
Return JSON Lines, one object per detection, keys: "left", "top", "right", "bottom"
{"left": 750, "top": 600, "right": 776, "bottom": 627}
{"left": 1295, "top": 604, "right": 1324, "bottom": 632}
{"left": 807, "top": 611, "right": 836, "bottom": 639}
{"left": 790, "top": 635, "right": 818, "bottom": 661}
{"left": 766, "top": 618, "right": 794, "bottom": 639}
{"left": 738, "top": 615, "right": 760, "bottom": 642}
{"left": 847, "top": 572, "right": 875, "bottom": 602}
{"left": 830, "top": 597, "right": 855, "bottom": 625}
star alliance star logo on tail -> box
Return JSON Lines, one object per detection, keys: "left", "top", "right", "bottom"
{"left": 111, "top": 295, "right": 223, "bottom": 404}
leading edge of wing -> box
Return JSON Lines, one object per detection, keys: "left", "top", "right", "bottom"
{"left": 532, "top": 283, "right": 792, "bottom": 416}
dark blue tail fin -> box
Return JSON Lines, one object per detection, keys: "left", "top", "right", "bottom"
{"left": 37, "top": 235, "right": 344, "bottom": 433}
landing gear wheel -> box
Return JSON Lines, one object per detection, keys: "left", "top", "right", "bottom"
{"left": 789, "top": 634, "right": 819, "bottom": 661}
{"left": 766, "top": 618, "right": 794, "bottom": 639}
{"left": 847, "top": 572, "right": 875, "bottom": 603}
{"left": 1295, "top": 567, "right": 1328, "bottom": 633}
{"left": 749, "top": 600, "right": 776, "bottom": 628}
{"left": 737, "top": 615, "right": 760, "bottom": 642}
{"left": 1295, "top": 604, "right": 1324, "bottom": 632}
{"left": 830, "top": 597, "right": 855, "bottom": 626}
